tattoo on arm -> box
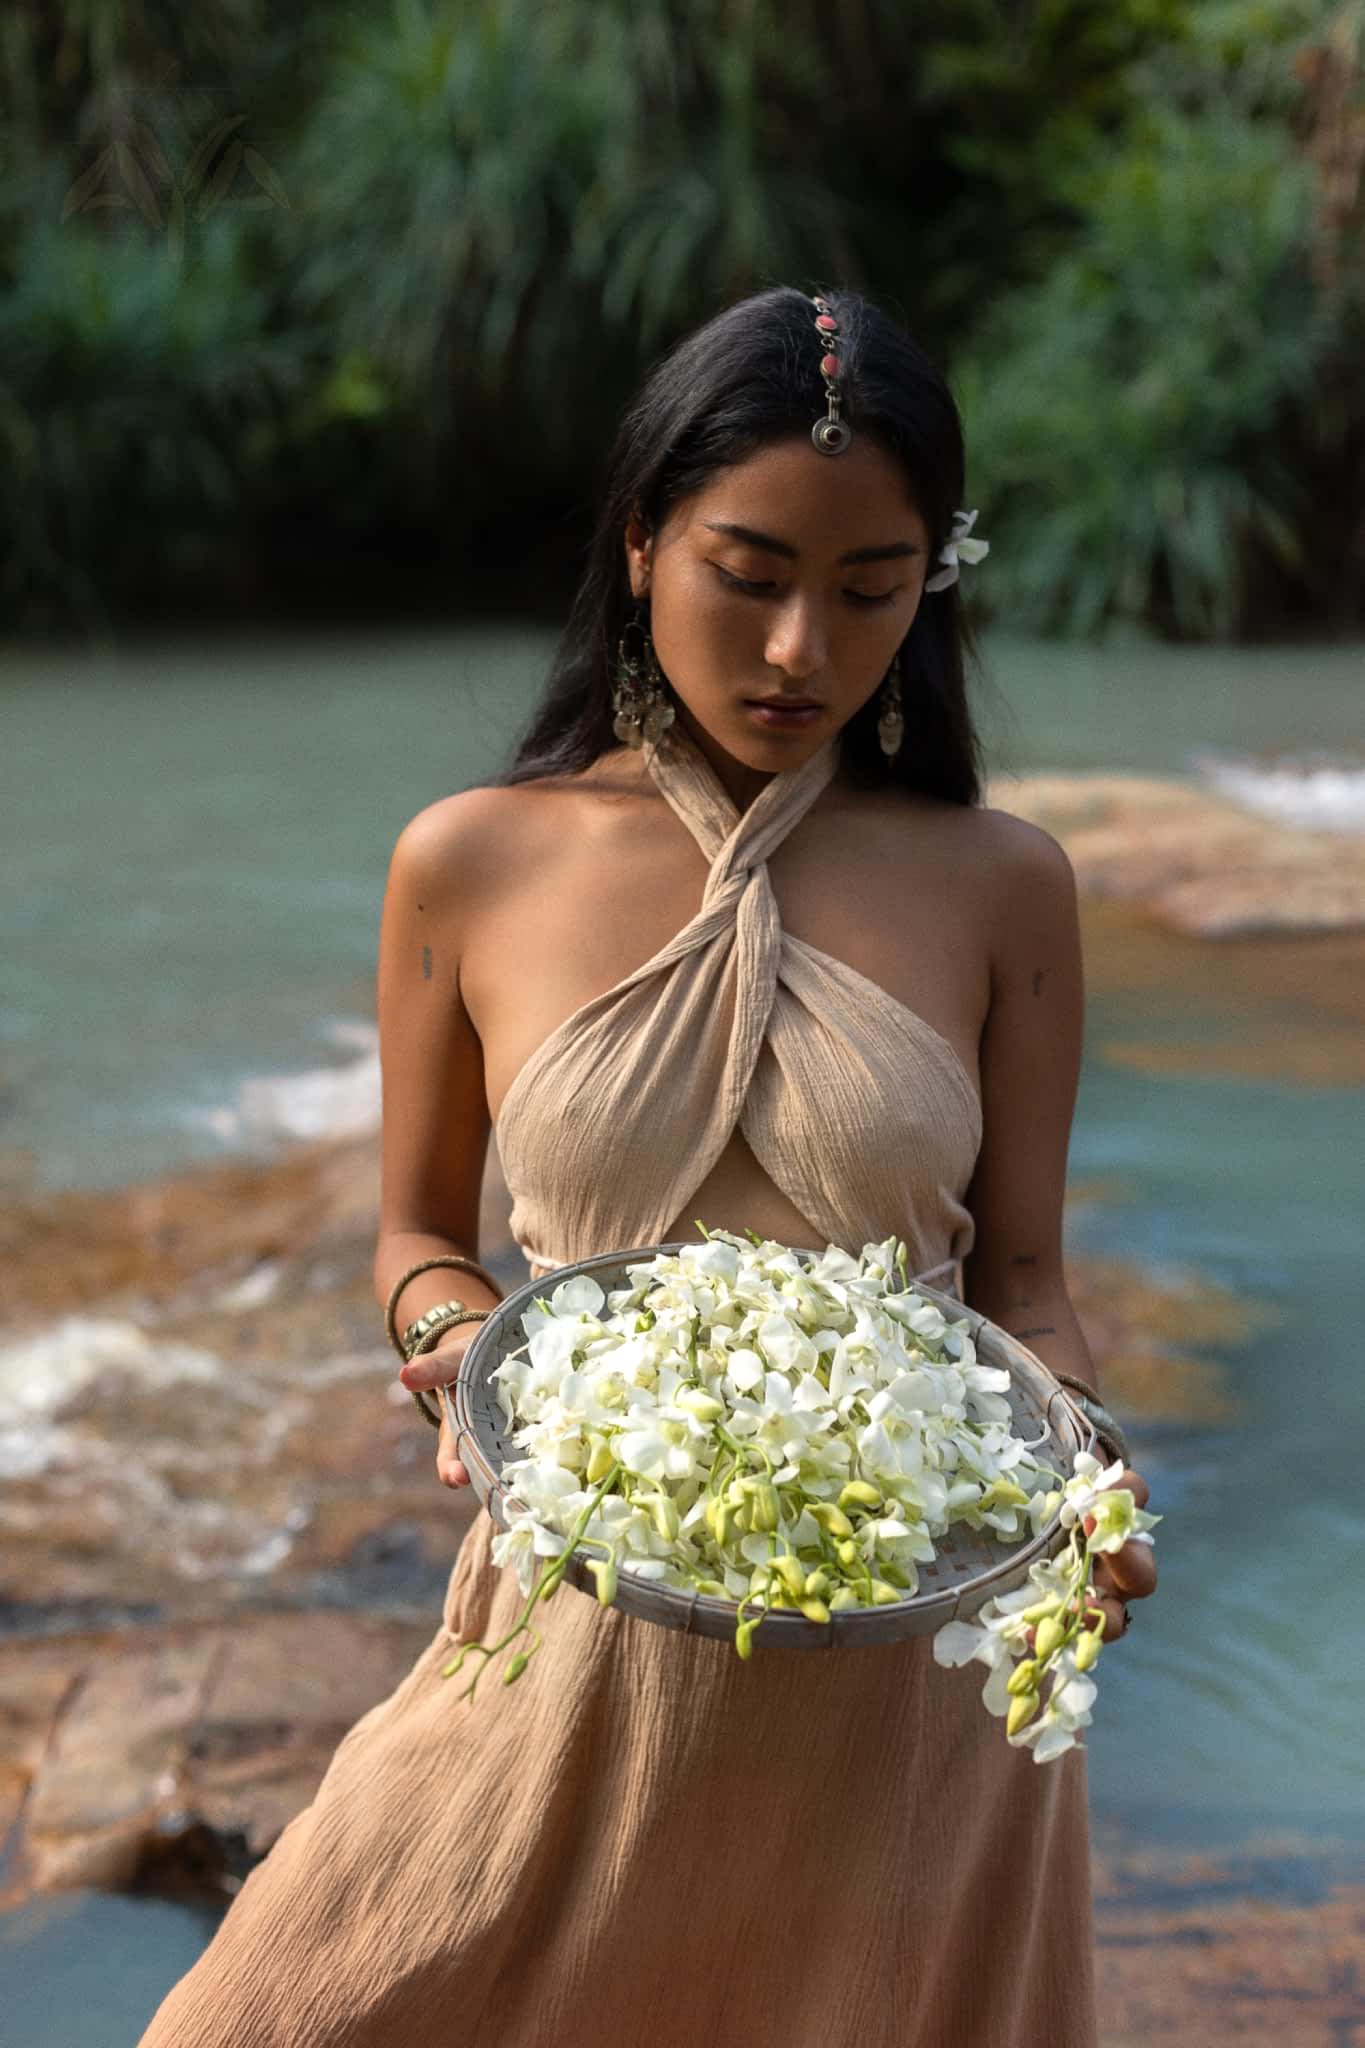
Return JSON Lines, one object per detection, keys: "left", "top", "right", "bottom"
{"left": 422, "top": 945, "right": 433, "bottom": 982}
{"left": 1031, "top": 970, "right": 1043, "bottom": 996}
{"left": 1014, "top": 1325, "right": 1057, "bottom": 1340}
{"left": 1010, "top": 1253, "right": 1038, "bottom": 1267}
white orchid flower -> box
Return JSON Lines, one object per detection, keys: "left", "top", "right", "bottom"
{"left": 1015, "top": 1650, "right": 1099, "bottom": 1763}
{"left": 549, "top": 1273, "right": 606, "bottom": 1319}
{"left": 923, "top": 508, "right": 990, "bottom": 593}
{"left": 490, "top": 1505, "right": 567, "bottom": 1597}
{"left": 755, "top": 1311, "right": 819, "bottom": 1377}
{"left": 932, "top": 1614, "right": 1017, "bottom": 1716}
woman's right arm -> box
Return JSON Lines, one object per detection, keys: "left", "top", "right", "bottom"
{"left": 372, "top": 791, "right": 504, "bottom": 1488}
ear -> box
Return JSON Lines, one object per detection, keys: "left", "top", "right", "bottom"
{"left": 623, "top": 503, "right": 654, "bottom": 599}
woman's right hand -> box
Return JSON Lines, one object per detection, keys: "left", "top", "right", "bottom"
{"left": 399, "top": 1329, "right": 480, "bottom": 1487}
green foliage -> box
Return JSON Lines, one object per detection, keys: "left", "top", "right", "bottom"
{"left": 956, "top": 95, "right": 1325, "bottom": 638}
{"left": 1, "top": 0, "right": 1360, "bottom": 636}
{"left": 0, "top": 182, "right": 319, "bottom": 629}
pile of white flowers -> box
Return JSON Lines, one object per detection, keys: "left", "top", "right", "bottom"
{"left": 444, "top": 1227, "right": 1159, "bottom": 1761}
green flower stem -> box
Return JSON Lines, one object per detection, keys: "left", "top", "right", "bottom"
{"left": 444, "top": 1459, "right": 624, "bottom": 1701}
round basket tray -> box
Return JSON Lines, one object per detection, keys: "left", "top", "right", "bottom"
{"left": 446, "top": 1242, "right": 1097, "bottom": 1649}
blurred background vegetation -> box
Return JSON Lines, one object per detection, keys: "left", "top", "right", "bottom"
{"left": 1, "top": 0, "right": 1360, "bottom": 640}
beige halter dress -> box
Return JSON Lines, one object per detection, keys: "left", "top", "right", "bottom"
{"left": 140, "top": 723, "right": 1099, "bottom": 2048}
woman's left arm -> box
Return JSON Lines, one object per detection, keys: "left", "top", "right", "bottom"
{"left": 961, "top": 814, "right": 1093, "bottom": 1384}
{"left": 961, "top": 814, "right": 1157, "bottom": 1641}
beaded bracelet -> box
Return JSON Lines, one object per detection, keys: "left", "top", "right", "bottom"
{"left": 401, "top": 1297, "right": 484, "bottom": 1359}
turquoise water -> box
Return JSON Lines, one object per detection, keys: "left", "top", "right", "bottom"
{"left": 2, "top": 624, "right": 1363, "bottom": 2036}
{"left": 0, "top": 1891, "right": 223, "bottom": 2047}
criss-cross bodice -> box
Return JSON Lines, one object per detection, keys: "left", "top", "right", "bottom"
{"left": 493, "top": 721, "right": 983, "bottom": 1288}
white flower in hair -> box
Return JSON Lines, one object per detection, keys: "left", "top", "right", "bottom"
{"left": 924, "top": 508, "right": 990, "bottom": 592}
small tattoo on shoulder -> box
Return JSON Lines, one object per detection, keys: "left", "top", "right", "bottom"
{"left": 422, "top": 945, "right": 433, "bottom": 981}
{"left": 1015, "top": 1325, "right": 1056, "bottom": 1340}
{"left": 1031, "top": 970, "right": 1044, "bottom": 996}
{"left": 1010, "top": 1253, "right": 1038, "bottom": 1267}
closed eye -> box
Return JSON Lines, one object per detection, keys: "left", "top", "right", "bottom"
{"left": 712, "top": 565, "right": 778, "bottom": 596}
{"left": 711, "top": 564, "right": 901, "bottom": 607}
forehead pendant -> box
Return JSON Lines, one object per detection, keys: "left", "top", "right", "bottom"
{"left": 809, "top": 294, "right": 852, "bottom": 455}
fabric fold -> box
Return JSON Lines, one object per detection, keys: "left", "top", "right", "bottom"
{"left": 497, "top": 721, "right": 983, "bottom": 1277}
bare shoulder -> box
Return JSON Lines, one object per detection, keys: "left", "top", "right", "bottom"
{"left": 966, "top": 805, "right": 1081, "bottom": 987}
{"left": 966, "top": 802, "right": 1076, "bottom": 895}
{"left": 872, "top": 789, "right": 1075, "bottom": 897}
{"left": 387, "top": 775, "right": 572, "bottom": 906}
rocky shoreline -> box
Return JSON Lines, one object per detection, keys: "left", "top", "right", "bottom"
{"left": 999, "top": 769, "right": 1365, "bottom": 938}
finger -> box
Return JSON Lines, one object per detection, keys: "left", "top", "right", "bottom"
{"left": 400, "top": 1342, "right": 470, "bottom": 1394}
{"left": 1084, "top": 1588, "right": 1128, "bottom": 1643}
{"left": 1025, "top": 1583, "right": 1128, "bottom": 1651}
{"left": 435, "top": 1415, "right": 470, "bottom": 1489}
{"left": 1099, "top": 1538, "right": 1157, "bottom": 1601}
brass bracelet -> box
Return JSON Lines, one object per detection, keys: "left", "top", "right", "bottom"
{"left": 1053, "top": 1370, "right": 1102, "bottom": 1405}
{"left": 384, "top": 1253, "right": 505, "bottom": 1362}
{"left": 401, "top": 1297, "right": 485, "bottom": 1358}
{"left": 1055, "top": 1378, "right": 1130, "bottom": 1468}
{"left": 405, "top": 1307, "right": 492, "bottom": 1428}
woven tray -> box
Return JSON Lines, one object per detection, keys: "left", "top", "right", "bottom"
{"left": 446, "top": 1242, "right": 1097, "bottom": 1649}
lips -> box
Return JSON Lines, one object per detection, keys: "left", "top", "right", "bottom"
{"left": 746, "top": 697, "right": 822, "bottom": 710}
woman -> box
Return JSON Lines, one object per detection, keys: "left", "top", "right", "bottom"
{"left": 140, "top": 285, "right": 1156, "bottom": 2048}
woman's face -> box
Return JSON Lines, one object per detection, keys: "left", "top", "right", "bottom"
{"left": 624, "top": 432, "right": 932, "bottom": 790}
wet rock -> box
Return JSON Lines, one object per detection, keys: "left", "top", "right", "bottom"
{"left": 1079, "top": 892, "right": 1365, "bottom": 1088}
{"left": 1093, "top": 1821, "right": 1365, "bottom": 2044}
{"left": 0, "top": 1139, "right": 508, "bottom": 1613}
{"left": 1065, "top": 1240, "right": 1255, "bottom": 1426}
{"left": 994, "top": 771, "right": 1365, "bottom": 937}
{"left": 5, "top": 1613, "right": 433, "bottom": 1903}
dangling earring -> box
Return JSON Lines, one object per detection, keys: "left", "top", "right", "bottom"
{"left": 612, "top": 603, "right": 676, "bottom": 750}
{"left": 877, "top": 650, "right": 905, "bottom": 760}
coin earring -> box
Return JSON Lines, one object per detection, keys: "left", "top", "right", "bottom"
{"left": 877, "top": 649, "right": 905, "bottom": 760}
{"left": 612, "top": 604, "right": 676, "bottom": 750}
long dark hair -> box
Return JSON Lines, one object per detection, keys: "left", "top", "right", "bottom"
{"left": 498, "top": 285, "right": 985, "bottom": 805}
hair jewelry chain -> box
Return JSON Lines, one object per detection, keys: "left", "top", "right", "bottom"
{"left": 809, "top": 294, "right": 852, "bottom": 456}
{"left": 806, "top": 293, "right": 989, "bottom": 595}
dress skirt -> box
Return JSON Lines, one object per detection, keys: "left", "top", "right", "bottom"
{"left": 138, "top": 1511, "right": 1098, "bottom": 2047}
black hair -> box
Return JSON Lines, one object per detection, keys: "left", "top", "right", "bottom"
{"left": 497, "top": 284, "right": 984, "bottom": 805}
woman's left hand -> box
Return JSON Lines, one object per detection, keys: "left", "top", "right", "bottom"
{"left": 1079, "top": 1466, "right": 1158, "bottom": 1642}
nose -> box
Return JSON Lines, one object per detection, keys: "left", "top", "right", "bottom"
{"left": 763, "top": 593, "right": 828, "bottom": 683}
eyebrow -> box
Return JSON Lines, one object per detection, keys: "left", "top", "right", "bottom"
{"left": 702, "top": 520, "right": 922, "bottom": 565}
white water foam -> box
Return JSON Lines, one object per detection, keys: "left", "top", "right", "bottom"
{"left": 1193, "top": 752, "right": 1365, "bottom": 835}
{"left": 182, "top": 1016, "right": 381, "bottom": 1149}
{"left": 0, "top": 1317, "right": 225, "bottom": 1427}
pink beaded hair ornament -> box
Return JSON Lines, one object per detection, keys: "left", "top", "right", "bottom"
{"left": 808, "top": 292, "right": 990, "bottom": 593}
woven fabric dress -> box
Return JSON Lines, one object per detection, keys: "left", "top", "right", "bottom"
{"left": 139, "top": 723, "right": 1099, "bottom": 2048}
